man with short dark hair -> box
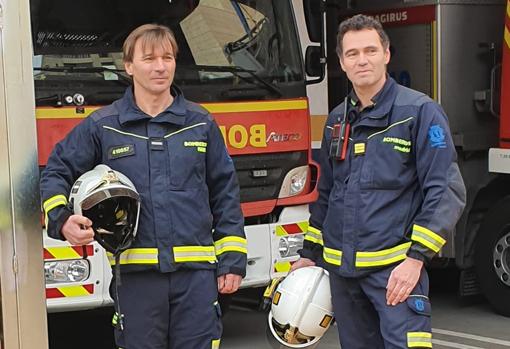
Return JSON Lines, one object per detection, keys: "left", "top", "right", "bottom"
{"left": 292, "top": 15, "right": 466, "bottom": 348}
{"left": 41, "top": 24, "right": 246, "bottom": 349}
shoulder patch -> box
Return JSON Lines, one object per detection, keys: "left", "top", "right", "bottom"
{"left": 428, "top": 124, "right": 447, "bottom": 148}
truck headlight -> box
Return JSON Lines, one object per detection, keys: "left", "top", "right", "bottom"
{"left": 278, "top": 166, "right": 308, "bottom": 198}
{"left": 279, "top": 234, "right": 304, "bottom": 258}
{"left": 44, "top": 259, "right": 90, "bottom": 284}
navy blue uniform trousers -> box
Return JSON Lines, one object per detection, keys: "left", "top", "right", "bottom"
{"left": 330, "top": 266, "right": 432, "bottom": 349}
{"left": 111, "top": 269, "right": 222, "bottom": 349}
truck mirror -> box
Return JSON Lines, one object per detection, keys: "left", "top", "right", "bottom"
{"left": 305, "top": 46, "right": 323, "bottom": 78}
{"left": 303, "top": 0, "right": 324, "bottom": 43}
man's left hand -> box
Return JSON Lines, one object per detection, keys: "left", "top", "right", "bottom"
{"left": 218, "top": 273, "right": 242, "bottom": 294}
{"left": 386, "top": 257, "right": 424, "bottom": 306}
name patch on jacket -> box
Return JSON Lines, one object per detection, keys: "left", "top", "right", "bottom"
{"left": 184, "top": 141, "right": 207, "bottom": 153}
{"left": 354, "top": 142, "right": 366, "bottom": 155}
{"left": 382, "top": 137, "right": 411, "bottom": 153}
{"left": 108, "top": 144, "right": 135, "bottom": 159}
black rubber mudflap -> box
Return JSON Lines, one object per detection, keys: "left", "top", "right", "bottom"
{"left": 459, "top": 267, "right": 482, "bottom": 297}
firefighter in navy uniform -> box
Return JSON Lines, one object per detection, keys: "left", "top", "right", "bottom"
{"left": 292, "top": 15, "right": 466, "bottom": 349}
{"left": 40, "top": 24, "right": 246, "bottom": 349}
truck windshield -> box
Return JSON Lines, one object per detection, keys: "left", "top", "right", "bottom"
{"left": 30, "top": 0, "right": 304, "bottom": 105}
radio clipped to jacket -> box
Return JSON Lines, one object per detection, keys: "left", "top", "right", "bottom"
{"left": 330, "top": 97, "right": 353, "bottom": 161}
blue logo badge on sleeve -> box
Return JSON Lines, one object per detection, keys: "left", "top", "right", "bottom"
{"left": 428, "top": 125, "right": 447, "bottom": 148}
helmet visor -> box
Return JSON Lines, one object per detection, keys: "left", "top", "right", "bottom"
{"left": 82, "top": 193, "right": 139, "bottom": 254}
{"left": 81, "top": 187, "right": 139, "bottom": 211}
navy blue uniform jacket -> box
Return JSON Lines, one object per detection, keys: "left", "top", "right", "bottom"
{"left": 41, "top": 87, "right": 247, "bottom": 277}
{"left": 300, "top": 78, "right": 466, "bottom": 277}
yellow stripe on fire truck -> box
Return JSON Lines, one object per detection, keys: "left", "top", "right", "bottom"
{"left": 44, "top": 245, "right": 94, "bottom": 260}
{"left": 46, "top": 284, "right": 94, "bottom": 299}
{"left": 35, "top": 100, "right": 308, "bottom": 119}
{"left": 275, "top": 221, "right": 309, "bottom": 237}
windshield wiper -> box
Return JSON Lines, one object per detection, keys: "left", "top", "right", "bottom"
{"left": 179, "top": 64, "right": 282, "bottom": 98}
{"left": 33, "top": 66, "right": 132, "bottom": 86}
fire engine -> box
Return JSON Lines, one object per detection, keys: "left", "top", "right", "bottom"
{"left": 314, "top": 0, "right": 510, "bottom": 316}
{"left": 32, "top": 0, "right": 325, "bottom": 312}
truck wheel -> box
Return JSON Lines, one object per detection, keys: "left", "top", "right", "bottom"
{"left": 475, "top": 196, "right": 510, "bottom": 317}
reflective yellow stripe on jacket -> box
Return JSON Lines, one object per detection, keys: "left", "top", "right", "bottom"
{"left": 214, "top": 236, "right": 248, "bottom": 255}
{"left": 304, "top": 226, "right": 324, "bottom": 246}
{"left": 173, "top": 245, "right": 217, "bottom": 263}
{"left": 107, "top": 248, "right": 159, "bottom": 265}
{"left": 411, "top": 224, "right": 446, "bottom": 253}
{"left": 108, "top": 245, "right": 226, "bottom": 265}
{"left": 407, "top": 332, "right": 432, "bottom": 348}
{"left": 355, "top": 242, "right": 411, "bottom": 268}
{"left": 43, "top": 194, "right": 67, "bottom": 227}
{"left": 323, "top": 247, "right": 342, "bottom": 266}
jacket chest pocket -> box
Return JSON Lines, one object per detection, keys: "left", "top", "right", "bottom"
{"left": 167, "top": 140, "right": 207, "bottom": 189}
{"left": 359, "top": 136, "right": 413, "bottom": 190}
{"left": 103, "top": 142, "right": 149, "bottom": 191}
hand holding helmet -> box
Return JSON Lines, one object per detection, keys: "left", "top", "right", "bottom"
{"left": 61, "top": 214, "right": 94, "bottom": 245}
{"left": 67, "top": 164, "right": 141, "bottom": 255}
{"left": 289, "top": 257, "right": 316, "bottom": 272}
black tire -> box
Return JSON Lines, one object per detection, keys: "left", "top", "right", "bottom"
{"left": 475, "top": 196, "right": 510, "bottom": 317}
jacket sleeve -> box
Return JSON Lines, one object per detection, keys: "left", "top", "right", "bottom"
{"left": 206, "top": 119, "right": 247, "bottom": 277}
{"left": 299, "top": 118, "right": 335, "bottom": 262}
{"left": 40, "top": 116, "right": 101, "bottom": 240}
{"left": 407, "top": 102, "right": 466, "bottom": 262}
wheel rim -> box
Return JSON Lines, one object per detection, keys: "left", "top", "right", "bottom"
{"left": 493, "top": 229, "right": 510, "bottom": 287}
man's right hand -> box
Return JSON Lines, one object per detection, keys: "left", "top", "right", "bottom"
{"left": 61, "top": 215, "right": 94, "bottom": 245}
{"left": 290, "top": 257, "right": 316, "bottom": 272}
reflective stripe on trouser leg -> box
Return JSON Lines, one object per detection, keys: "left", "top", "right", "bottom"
{"left": 360, "top": 265, "right": 432, "bottom": 349}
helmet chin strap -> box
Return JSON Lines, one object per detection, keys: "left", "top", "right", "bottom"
{"left": 96, "top": 228, "right": 114, "bottom": 235}
{"left": 99, "top": 226, "right": 135, "bottom": 332}
{"left": 113, "top": 253, "right": 125, "bottom": 331}
{"left": 94, "top": 225, "right": 135, "bottom": 332}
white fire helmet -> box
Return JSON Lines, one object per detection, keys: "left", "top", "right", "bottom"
{"left": 268, "top": 266, "right": 334, "bottom": 348}
{"left": 69, "top": 164, "right": 140, "bottom": 254}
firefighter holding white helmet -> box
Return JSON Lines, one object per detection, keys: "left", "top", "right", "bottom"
{"left": 292, "top": 14, "right": 466, "bottom": 349}
{"left": 41, "top": 23, "right": 246, "bottom": 349}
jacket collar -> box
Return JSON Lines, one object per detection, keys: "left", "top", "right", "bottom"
{"left": 348, "top": 76, "right": 398, "bottom": 129}
{"left": 116, "top": 85, "right": 187, "bottom": 126}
